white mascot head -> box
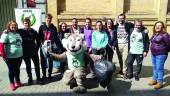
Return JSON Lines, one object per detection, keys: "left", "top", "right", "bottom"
{"left": 62, "top": 33, "right": 87, "bottom": 55}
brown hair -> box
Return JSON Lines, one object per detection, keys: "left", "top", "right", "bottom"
{"left": 95, "top": 20, "right": 104, "bottom": 31}
{"left": 59, "top": 22, "right": 67, "bottom": 32}
{"left": 6, "top": 20, "right": 18, "bottom": 32}
{"left": 105, "top": 18, "right": 114, "bottom": 29}
{"left": 153, "top": 21, "right": 166, "bottom": 34}
{"left": 72, "top": 18, "right": 77, "bottom": 21}
{"left": 45, "top": 13, "right": 53, "bottom": 19}
{"left": 118, "top": 13, "right": 126, "bottom": 19}
{"left": 85, "top": 17, "right": 92, "bottom": 23}
{"left": 23, "top": 17, "right": 30, "bottom": 23}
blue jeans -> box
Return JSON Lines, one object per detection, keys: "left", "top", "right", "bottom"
{"left": 151, "top": 54, "right": 168, "bottom": 84}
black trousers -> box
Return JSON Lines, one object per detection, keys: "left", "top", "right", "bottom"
{"left": 92, "top": 48, "right": 107, "bottom": 59}
{"left": 23, "top": 51, "right": 41, "bottom": 80}
{"left": 6, "top": 57, "right": 22, "bottom": 83}
{"left": 106, "top": 46, "right": 114, "bottom": 62}
{"left": 40, "top": 49, "right": 53, "bottom": 78}
{"left": 127, "top": 53, "right": 143, "bottom": 77}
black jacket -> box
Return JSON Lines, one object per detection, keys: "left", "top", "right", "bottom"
{"left": 105, "top": 28, "right": 118, "bottom": 47}
{"left": 114, "top": 22, "right": 147, "bottom": 48}
{"left": 18, "top": 28, "right": 40, "bottom": 53}
{"left": 38, "top": 23, "right": 63, "bottom": 53}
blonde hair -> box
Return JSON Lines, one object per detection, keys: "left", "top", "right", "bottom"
{"left": 6, "top": 20, "right": 18, "bottom": 32}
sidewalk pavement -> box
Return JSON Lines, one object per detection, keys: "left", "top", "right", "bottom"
{"left": 0, "top": 51, "right": 170, "bottom": 96}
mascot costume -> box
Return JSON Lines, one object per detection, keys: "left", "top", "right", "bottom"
{"left": 48, "top": 33, "right": 102, "bottom": 93}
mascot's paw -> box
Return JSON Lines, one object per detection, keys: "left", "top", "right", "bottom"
{"left": 69, "top": 79, "right": 78, "bottom": 89}
{"left": 73, "top": 85, "right": 87, "bottom": 94}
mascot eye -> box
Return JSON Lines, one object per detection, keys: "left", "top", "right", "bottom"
{"left": 77, "top": 39, "right": 80, "bottom": 41}
{"left": 69, "top": 39, "right": 72, "bottom": 41}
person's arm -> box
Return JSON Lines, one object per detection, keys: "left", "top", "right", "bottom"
{"left": 143, "top": 30, "right": 150, "bottom": 57}
{"left": 51, "top": 26, "right": 63, "bottom": 52}
{"left": 38, "top": 25, "right": 44, "bottom": 46}
{"left": 0, "top": 32, "right": 8, "bottom": 59}
{"left": 51, "top": 26, "right": 58, "bottom": 43}
{"left": 112, "top": 30, "right": 118, "bottom": 49}
{"left": 34, "top": 30, "right": 40, "bottom": 52}
{"left": 100, "top": 32, "right": 108, "bottom": 48}
{"left": 0, "top": 42, "right": 6, "bottom": 59}
{"left": 49, "top": 52, "right": 67, "bottom": 62}
{"left": 92, "top": 31, "right": 97, "bottom": 49}
{"left": 88, "top": 31, "right": 92, "bottom": 53}
{"left": 163, "top": 33, "right": 170, "bottom": 50}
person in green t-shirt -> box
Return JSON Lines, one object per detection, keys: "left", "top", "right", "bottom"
{"left": 0, "top": 21, "right": 23, "bottom": 91}
{"left": 92, "top": 20, "right": 108, "bottom": 59}
{"left": 126, "top": 19, "right": 149, "bottom": 81}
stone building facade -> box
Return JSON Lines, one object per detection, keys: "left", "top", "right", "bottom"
{"left": 47, "top": 0, "right": 170, "bottom": 36}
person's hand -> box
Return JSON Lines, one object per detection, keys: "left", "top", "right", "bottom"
{"left": 47, "top": 52, "right": 55, "bottom": 60}
{"left": 111, "top": 46, "right": 115, "bottom": 51}
{"left": 88, "top": 48, "right": 92, "bottom": 54}
{"left": 97, "top": 48, "right": 100, "bottom": 50}
{"left": 0, "top": 52, "right": 6, "bottom": 60}
{"left": 143, "top": 52, "right": 147, "bottom": 57}
{"left": 46, "top": 51, "right": 50, "bottom": 58}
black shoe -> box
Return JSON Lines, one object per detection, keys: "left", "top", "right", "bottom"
{"left": 48, "top": 76, "right": 53, "bottom": 81}
{"left": 125, "top": 73, "right": 133, "bottom": 79}
{"left": 42, "top": 76, "right": 48, "bottom": 83}
{"left": 135, "top": 75, "right": 140, "bottom": 81}
{"left": 36, "top": 78, "right": 44, "bottom": 84}
{"left": 28, "top": 79, "right": 33, "bottom": 85}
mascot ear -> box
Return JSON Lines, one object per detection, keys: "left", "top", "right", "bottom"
{"left": 62, "top": 38, "right": 67, "bottom": 49}
{"left": 64, "top": 33, "right": 71, "bottom": 39}
{"left": 78, "top": 34, "right": 87, "bottom": 51}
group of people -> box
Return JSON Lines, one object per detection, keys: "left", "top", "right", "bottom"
{"left": 0, "top": 13, "right": 170, "bottom": 92}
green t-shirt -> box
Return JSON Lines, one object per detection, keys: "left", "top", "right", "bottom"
{"left": 0, "top": 32, "right": 23, "bottom": 58}
{"left": 66, "top": 51, "right": 85, "bottom": 70}
{"left": 130, "top": 30, "right": 144, "bottom": 54}
{"left": 92, "top": 30, "right": 108, "bottom": 49}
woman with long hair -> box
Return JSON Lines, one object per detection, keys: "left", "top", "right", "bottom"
{"left": 0, "top": 21, "right": 23, "bottom": 91}
{"left": 92, "top": 20, "right": 108, "bottom": 58}
{"left": 148, "top": 21, "right": 170, "bottom": 89}
{"left": 105, "top": 18, "right": 117, "bottom": 62}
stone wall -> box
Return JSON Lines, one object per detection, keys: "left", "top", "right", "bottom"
{"left": 47, "top": 0, "right": 170, "bottom": 36}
